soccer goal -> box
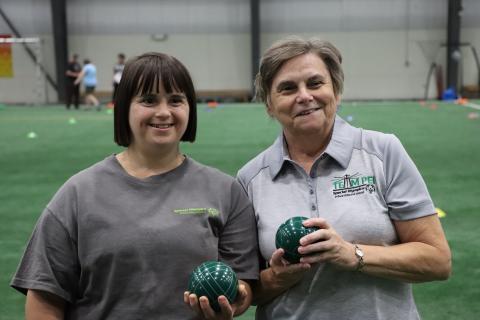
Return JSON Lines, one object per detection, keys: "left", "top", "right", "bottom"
{"left": 417, "top": 39, "right": 480, "bottom": 100}
{"left": 0, "top": 36, "right": 48, "bottom": 105}
{"left": 417, "top": 40, "right": 444, "bottom": 101}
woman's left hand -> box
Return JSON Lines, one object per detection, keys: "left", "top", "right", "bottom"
{"left": 184, "top": 280, "right": 251, "bottom": 320}
{"left": 297, "top": 217, "right": 357, "bottom": 270}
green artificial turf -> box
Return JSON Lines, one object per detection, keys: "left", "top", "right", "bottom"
{"left": 0, "top": 101, "right": 479, "bottom": 319}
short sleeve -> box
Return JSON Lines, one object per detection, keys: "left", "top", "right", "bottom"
{"left": 383, "top": 135, "right": 436, "bottom": 220}
{"left": 218, "top": 181, "right": 259, "bottom": 280}
{"left": 10, "top": 207, "right": 79, "bottom": 302}
{"left": 236, "top": 174, "right": 248, "bottom": 194}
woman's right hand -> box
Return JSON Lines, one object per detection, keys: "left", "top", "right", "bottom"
{"left": 268, "top": 248, "right": 311, "bottom": 289}
{"left": 252, "top": 248, "right": 310, "bottom": 305}
{"left": 184, "top": 281, "right": 251, "bottom": 320}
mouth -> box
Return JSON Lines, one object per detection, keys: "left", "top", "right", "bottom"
{"left": 148, "top": 123, "right": 174, "bottom": 129}
{"left": 295, "top": 107, "right": 322, "bottom": 117}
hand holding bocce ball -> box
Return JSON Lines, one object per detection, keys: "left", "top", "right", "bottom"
{"left": 188, "top": 261, "right": 239, "bottom": 312}
{"left": 275, "top": 216, "right": 319, "bottom": 264}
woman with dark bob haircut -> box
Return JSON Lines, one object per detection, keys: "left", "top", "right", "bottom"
{"left": 11, "top": 52, "right": 259, "bottom": 320}
{"left": 114, "top": 52, "right": 197, "bottom": 145}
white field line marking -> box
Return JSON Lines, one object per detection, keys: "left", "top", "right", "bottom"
{"left": 463, "top": 102, "right": 480, "bottom": 110}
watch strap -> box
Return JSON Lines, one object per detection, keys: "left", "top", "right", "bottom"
{"left": 354, "top": 244, "right": 365, "bottom": 271}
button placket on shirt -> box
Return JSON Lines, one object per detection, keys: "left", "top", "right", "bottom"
{"left": 308, "top": 155, "right": 326, "bottom": 217}
{"left": 307, "top": 176, "right": 318, "bottom": 216}
{"left": 289, "top": 158, "right": 321, "bottom": 217}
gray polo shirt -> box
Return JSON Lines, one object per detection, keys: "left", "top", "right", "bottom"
{"left": 12, "top": 155, "right": 259, "bottom": 319}
{"left": 237, "top": 115, "right": 435, "bottom": 320}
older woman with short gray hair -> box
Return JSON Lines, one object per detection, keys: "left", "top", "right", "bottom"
{"left": 238, "top": 36, "right": 451, "bottom": 320}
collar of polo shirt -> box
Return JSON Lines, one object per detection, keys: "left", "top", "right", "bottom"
{"left": 267, "top": 115, "right": 357, "bottom": 180}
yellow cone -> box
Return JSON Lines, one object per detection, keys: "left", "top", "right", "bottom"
{"left": 436, "top": 207, "right": 446, "bottom": 218}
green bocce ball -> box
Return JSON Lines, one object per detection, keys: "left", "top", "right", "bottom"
{"left": 275, "top": 216, "right": 319, "bottom": 264}
{"left": 188, "top": 261, "right": 238, "bottom": 312}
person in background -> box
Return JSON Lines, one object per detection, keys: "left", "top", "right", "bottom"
{"left": 237, "top": 36, "right": 451, "bottom": 320}
{"left": 75, "top": 58, "right": 100, "bottom": 110}
{"left": 11, "top": 52, "right": 258, "bottom": 320}
{"left": 112, "top": 53, "right": 126, "bottom": 104}
{"left": 65, "top": 54, "right": 81, "bottom": 110}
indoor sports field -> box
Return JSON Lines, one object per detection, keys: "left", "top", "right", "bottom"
{"left": 0, "top": 101, "right": 479, "bottom": 320}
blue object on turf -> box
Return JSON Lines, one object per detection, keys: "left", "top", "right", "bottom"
{"left": 442, "top": 87, "right": 457, "bottom": 101}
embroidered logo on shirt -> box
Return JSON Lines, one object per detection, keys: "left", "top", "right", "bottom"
{"left": 173, "top": 208, "right": 220, "bottom": 217}
{"left": 332, "top": 173, "right": 376, "bottom": 198}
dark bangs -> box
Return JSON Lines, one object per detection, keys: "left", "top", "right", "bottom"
{"left": 114, "top": 52, "right": 197, "bottom": 147}
{"left": 134, "top": 55, "right": 184, "bottom": 96}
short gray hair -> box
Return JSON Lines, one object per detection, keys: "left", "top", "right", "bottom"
{"left": 254, "top": 36, "right": 344, "bottom": 102}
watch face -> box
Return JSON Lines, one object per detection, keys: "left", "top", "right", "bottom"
{"left": 355, "top": 248, "right": 364, "bottom": 257}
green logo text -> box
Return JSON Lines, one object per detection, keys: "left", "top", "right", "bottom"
{"left": 173, "top": 207, "right": 220, "bottom": 217}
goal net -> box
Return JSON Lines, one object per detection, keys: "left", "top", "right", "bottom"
{"left": 0, "top": 36, "right": 47, "bottom": 105}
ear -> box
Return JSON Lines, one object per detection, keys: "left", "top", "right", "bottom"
{"left": 335, "top": 95, "right": 342, "bottom": 112}
{"left": 265, "top": 104, "right": 276, "bottom": 119}
{"left": 266, "top": 104, "right": 273, "bottom": 117}
{"left": 265, "top": 96, "right": 275, "bottom": 118}
{"left": 335, "top": 94, "right": 342, "bottom": 107}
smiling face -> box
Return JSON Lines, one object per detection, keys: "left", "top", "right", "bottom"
{"left": 267, "top": 53, "right": 340, "bottom": 140}
{"left": 128, "top": 82, "right": 189, "bottom": 151}
{"left": 114, "top": 53, "right": 197, "bottom": 147}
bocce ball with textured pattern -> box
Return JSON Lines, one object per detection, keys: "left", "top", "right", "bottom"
{"left": 275, "top": 216, "right": 319, "bottom": 263}
{"left": 188, "top": 261, "right": 238, "bottom": 312}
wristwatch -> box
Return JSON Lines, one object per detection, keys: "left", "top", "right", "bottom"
{"left": 354, "top": 244, "right": 365, "bottom": 271}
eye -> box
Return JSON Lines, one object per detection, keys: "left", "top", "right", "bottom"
{"left": 277, "top": 82, "right": 297, "bottom": 94}
{"left": 139, "top": 94, "right": 158, "bottom": 106}
{"left": 169, "top": 94, "right": 186, "bottom": 106}
{"left": 307, "top": 78, "right": 324, "bottom": 88}
{"left": 308, "top": 81, "right": 322, "bottom": 89}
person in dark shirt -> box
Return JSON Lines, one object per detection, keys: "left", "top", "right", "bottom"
{"left": 65, "top": 54, "right": 81, "bottom": 110}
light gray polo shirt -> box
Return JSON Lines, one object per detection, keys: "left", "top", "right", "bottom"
{"left": 237, "top": 115, "right": 435, "bottom": 320}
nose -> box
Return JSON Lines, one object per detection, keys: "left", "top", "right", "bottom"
{"left": 154, "top": 100, "right": 170, "bottom": 118}
{"left": 295, "top": 85, "right": 313, "bottom": 104}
